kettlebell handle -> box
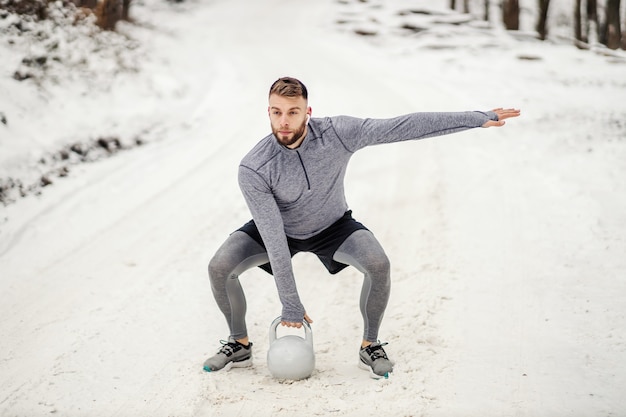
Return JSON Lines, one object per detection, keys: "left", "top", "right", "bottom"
{"left": 269, "top": 316, "right": 312, "bottom": 344}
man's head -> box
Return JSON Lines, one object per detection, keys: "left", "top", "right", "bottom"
{"left": 268, "top": 77, "right": 312, "bottom": 149}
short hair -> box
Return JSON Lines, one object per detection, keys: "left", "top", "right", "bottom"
{"left": 269, "top": 77, "right": 308, "bottom": 100}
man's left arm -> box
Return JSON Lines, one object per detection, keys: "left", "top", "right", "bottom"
{"left": 331, "top": 108, "right": 520, "bottom": 151}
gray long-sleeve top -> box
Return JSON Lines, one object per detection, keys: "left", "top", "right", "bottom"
{"left": 238, "top": 111, "right": 498, "bottom": 323}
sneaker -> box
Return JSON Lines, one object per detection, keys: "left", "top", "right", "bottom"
{"left": 358, "top": 342, "right": 393, "bottom": 379}
{"left": 203, "top": 337, "right": 253, "bottom": 372}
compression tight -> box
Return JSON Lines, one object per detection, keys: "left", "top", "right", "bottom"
{"left": 208, "top": 229, "right": 390, "bottom": 342}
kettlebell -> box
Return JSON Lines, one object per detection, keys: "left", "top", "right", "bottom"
{"left": 266, "top": 317, "right": 315, "bottom": 380}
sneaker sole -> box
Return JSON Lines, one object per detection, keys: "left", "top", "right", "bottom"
{"left": 203, "top": 357, "right": 253, "bottom": 373}
{"left": 358, "top": 359, "right": 390, "bottom": 380}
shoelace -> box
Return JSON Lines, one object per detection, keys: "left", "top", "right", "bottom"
{"left": 217, "top": 340, "right": 240, "bottom": 357}
{"left": 364, "top": 342, "right": 389, "bottom": 361}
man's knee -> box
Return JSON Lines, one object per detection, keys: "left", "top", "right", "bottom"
{"left": 208, "top": 231, "right": 268, "bottom": 283}
{"left": 208, "top": 236, "right": 240, "bottom": 282}
{"left": 375, "top": 252, "right": 391, "bottom": 273}
{"left": 364, "top": 251, "right": 390, "bottom": 280}
{"left": 208, "top": 253, "right": 226, "bottom": 281}
{"left": 335, "top": 230, "right": 390, "bottom": 277}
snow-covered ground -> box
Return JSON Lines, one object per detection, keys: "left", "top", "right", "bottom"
{"left": 1, "top": 0, "right": 625, "bottom": 416}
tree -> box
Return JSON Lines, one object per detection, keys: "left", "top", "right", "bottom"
{"left": 449, "top": 0, "right": 470, "bottom": 13}
{"left": 603, "top": 0, "right": 622, "bottom": 49}
{"left": 574, "top": 0, "right": 600, "bottom": 46}
{"left": 93, "top": 0, "right": 131, "bottom": 30}
{"left": 536, "top": 0, "right": 551, "bottom": 40}
{"left": 122, "top": 0, "right": 131, "bottom": 21}
{"left": 586, "top": 0, "right": 599, "bottom": 43}
{"left": 96, "top": 0, "right": 122, "bottom": 31}
{"left": 484, "top": 0, "right": 490, "bottom": 21}
{"left": 502, "top": 0, "right": 520, "bottom": 30}
{"left": 623, "top": 5, "right": 626, "bottom": 49}
{"left": 575, "top": 0, "right": 583, "bottom": 43}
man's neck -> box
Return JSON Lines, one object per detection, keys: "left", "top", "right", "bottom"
{"left": 286, "top": 128, "right": 308, "bottom": 150}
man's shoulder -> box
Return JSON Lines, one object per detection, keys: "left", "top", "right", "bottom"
{"left": 310, "top": 115, "right": 347, "bottom": 131}
{"left": 310, "top": 115, "right": 363, "bottom": 137}
{"left": 240, "top": 134, "right": 279, "bottom": 170}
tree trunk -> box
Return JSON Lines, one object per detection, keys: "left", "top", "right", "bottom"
{"left": 96, "top": 0, "right": 123, "bottom": 30}
{"left": 536, "top": 0, "right": 551, "bottom": 40}
{"left": 122, "top": 0, "right": 131, "bottom": 20}
{"left": 623, "top": 6, "right": 626, "bottom": 49}
{"left": 502, "top": 0, "right": 520, "bottom": 30}
{"left": 463, "top": 0, "right": 470, "bottom": 13}
{"left": 574, "top": 0, "right": 583, "bottom": 43}
{"left": 586, "top": 0, "right": 599, "bottom": 43}
{"left": 604, "top": 0, "right": 622, "bottom": 49}
{"left": 450, "top": 0, "right": 457, "bottom": 10}
{"left": 484, "top": 0, "right": 490, "bottom": 21}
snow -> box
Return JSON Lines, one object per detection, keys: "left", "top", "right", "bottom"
{"left": 1, "top": 0, "right": 625, "bottom": 416}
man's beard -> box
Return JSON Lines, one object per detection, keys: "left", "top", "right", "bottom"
{"left": 273, "top": 120, "right": 307, "bottom": 148}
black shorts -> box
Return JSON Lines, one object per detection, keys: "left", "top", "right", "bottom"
{"left": 236, "top": 210, "right": 368, "bottom": 275}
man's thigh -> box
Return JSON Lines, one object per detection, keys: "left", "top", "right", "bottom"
{"left": 332, "top": 229, "right": 388, "bottom": 273}
{"left": 211, "top": 231, "right": 270, "bottom": 276}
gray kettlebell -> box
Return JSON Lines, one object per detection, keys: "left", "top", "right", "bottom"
{"left": 266, "top": 317, "right": 315, "bottom": 380}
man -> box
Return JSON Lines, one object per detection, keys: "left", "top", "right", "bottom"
{"left": 204, "top": 77, "right": 520, "bottom": 379}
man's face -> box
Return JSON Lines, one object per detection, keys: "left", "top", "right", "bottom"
{"left": 268, "top": 94, "right": 311, "bottom": 149}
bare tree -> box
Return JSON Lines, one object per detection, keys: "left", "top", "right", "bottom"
{"left": 502, "top": 0, "right": 520, "bottom": 30}
{"left": 575, "top": 0, "right": 583, "bottom": 43}
{"left": 586, "top": 0, "right": 599, "bottom": 43}
{"left": 622, "top": 2, "right": 626, "bottom": 48}
{"left": 122, "top": 0, "right": 131, "bottom": 20}
{"left": 575, "top": 0, "right": 601, "bottom": 46}
{"left": 96, "top": 0, "right": 123, "bottom": 30}
{"left": 536, "top": 0, "right": 551, "bottom": 40}
{"left": 603, "top": 0, "right": 622, "bottom": 49}
{"left": 449, "top": 0, "right": 469, "bottom": 13}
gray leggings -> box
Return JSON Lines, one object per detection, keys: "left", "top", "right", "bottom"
{"left": 208, "top": 229, "right": 390, "bottom": 342}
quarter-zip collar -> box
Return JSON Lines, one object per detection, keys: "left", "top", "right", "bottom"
{"left": 274, "top": 129, "right": 310, "bottom": 153}
{"left": 271, "top": 128, "right": 312, "bottom": 190}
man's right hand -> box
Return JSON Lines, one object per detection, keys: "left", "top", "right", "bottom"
{"left": 281, "top": 312, "right": 313, "bottom": 328}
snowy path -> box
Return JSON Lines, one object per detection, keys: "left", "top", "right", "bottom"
{"left": 1, "top": 0, "right": 625, "bottom": 416}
